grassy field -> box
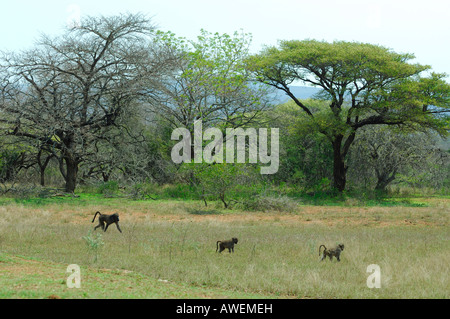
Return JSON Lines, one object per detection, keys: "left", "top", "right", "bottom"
{"left": 0, "top": 195, "right": 448, "bottom": 299}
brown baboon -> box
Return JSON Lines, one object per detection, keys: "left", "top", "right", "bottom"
{"left": 319, "top": 244, "right": 344, "bottom": 261}
{"left": 216, "top": 238, "right": 238, "bottom": 253}
{"left": 92, "top": 211, "right": 122, "bottom": 233}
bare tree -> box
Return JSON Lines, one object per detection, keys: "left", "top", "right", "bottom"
{"left": 348, "top": 126, "right": 449, "bottom": 192}
{"left": 0, "top": 13, "right": 167, "bottom": 192}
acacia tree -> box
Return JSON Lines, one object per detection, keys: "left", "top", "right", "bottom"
{"left": 248, "top": 40, "right": 450, "bottom": 192}
{"left": 0, "top": 14, "right": 164, "bottom": 192}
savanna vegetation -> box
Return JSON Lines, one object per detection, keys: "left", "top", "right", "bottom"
{"left": 0, "top": 13, "right": 448, "bottom": 299}
{"left": 0, "top": 196, "right": 448, "bottom": 299}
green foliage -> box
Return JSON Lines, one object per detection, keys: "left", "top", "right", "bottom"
{"left": 161, "top": 184, "right": 198, "bottom": 200}
{"left": 96, "top": 181, "right": 119, "bottom": 197}
{"left": 152, "top": 28, "right": 269, "bottom": 133}
{"left": 1, "top": 21, "right": 449, "bottom": 196}
{"left": 249, "top": 40, "right": 450, "bottom": 132}
{"left": 249, "top": 39, "right": 427, "bottom": 85}
{"left": 266, "top": 100, "right": 334, "bottom": 189}
{"left": 82, "top": 231, "right": 104, "bottom": 263}
{"left": 127, "top": 182, "right": 158, "bottom": 200}
{"left": 0, "top": 148, "right": 26, "bottom": 183}
{"left": 182, "top": 162, "right": 260, "bottom": 208}
{"left": 248, "top": 39, "right": 449, "bottom": 192}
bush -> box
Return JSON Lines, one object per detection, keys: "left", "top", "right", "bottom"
{"left": 96, "top": 181, "right": 119, "bottom": 197}
{"left": 183, "top": 162, "right": 260, "bottom": 208}
{"left": 127, "top": 182, "right": 159, "bottom": 200}
{"left": 239, "top": 194, "right": 299, "bottom": 213}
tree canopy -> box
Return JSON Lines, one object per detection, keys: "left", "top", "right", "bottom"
{"left": 247, "top": 40, "right": 450, "bottom": 191}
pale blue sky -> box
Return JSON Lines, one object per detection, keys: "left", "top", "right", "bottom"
{"left": 1, "top": 0, "right": 449, "bottom": 75}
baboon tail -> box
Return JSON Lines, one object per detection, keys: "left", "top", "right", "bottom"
{"left": 216, "top": 241, "right": 221, "bottom": 252}
{"left": 92, "top": 211, "right": 101, "bottom": 223}
{"left": 319, "top": 245, "right": 326, "bottom": 256}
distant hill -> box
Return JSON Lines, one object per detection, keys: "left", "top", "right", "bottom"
{"left": 271, "top": 86, "right": 321, "bottom": 104}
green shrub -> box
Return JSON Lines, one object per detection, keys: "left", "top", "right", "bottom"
{"left": 239, "top": 194, "right": 299, "bottom": 212}
{"left": 96, "top": 181, "right": 119, "bottom": 197}
{"left": 82, "top": 231, "right": 104, "bottom": 262}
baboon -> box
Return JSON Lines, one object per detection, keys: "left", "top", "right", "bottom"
{"left": 319, "top": 244, "right": 344, "bottom": 262}
{"left": 216, "top": 238, "right": 238, "bottom": 253}
{"left": 92, "top": 211, "right": 122, "bottom": 233}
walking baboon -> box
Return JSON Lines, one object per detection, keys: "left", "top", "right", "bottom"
{"left": 92, "top": 211, "right": 122, "bottom": 233}
{"left": 319, "top": 244, "right": 344, "bottom": 261}
{"left": 216, "top": 238, "right": 238, "bottom": 253}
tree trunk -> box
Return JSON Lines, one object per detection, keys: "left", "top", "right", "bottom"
{"left": 37, "top": 150, "right": 53, "bottom": 186}
{"left": 332, "top": 137, "right": 347, "bottom": 193}
{"left": 375, "top": 170, "right": 396, "bottom": 193}
{"left": 64, "top": 157, "right": 79, "bottom": 193}
{"left": 102, "top": 172, "right": 110, "bottom": 182}
{"left": 219, "top": 192, "right": 228, "bottom": 208}
{"left": 40, "top": 167, "right": 46, "bottom": 186}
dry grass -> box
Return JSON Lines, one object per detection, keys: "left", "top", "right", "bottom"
{"left": 0, "top": 197, "right": 448, "bottom": 298}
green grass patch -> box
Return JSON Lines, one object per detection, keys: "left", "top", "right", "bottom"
{"left": 0, "top": 253, "right": 271, "bottom": 299}
{"left": 0, "top": 184, "right": 438, "bottom": 210}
